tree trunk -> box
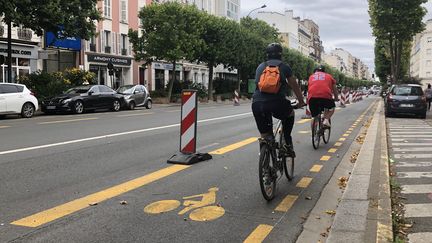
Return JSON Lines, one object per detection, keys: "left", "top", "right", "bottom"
{"left": 207, "top": 63, "right": 214, "bottom": 101}
{"left": 388, "top": 35, "right": 396, "bottom": 84}
{"left": 7, "top": 21, "right": 12, "bottom": 83}
{"left": 167, "top": 60, "right": 176, "bottom": 103}
{"left": 395, "top": 39, "right": 403, "bottom": 82}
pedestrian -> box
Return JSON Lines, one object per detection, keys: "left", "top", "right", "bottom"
{"left": 425, "top": 84, "right": 432, "bottom": 111}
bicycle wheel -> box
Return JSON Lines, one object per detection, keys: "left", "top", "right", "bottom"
{"left": 312, "top": 117, "right": 320, "bottom": 149}
{"left": 259, "top": 143, "right": 276, "bottom": 201}
{"left": 323, "top": 119, "right": 331, "bottom": 144}
{"left": 277, "top": 126, "right": 294, "bottom": 181}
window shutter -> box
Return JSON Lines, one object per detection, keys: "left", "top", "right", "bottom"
{"left": 100, "top": 31, "right": 104, "bottom": 52}
{"left": 112, "top": 32, "right": 116, "bottom": 54}
{"left": 117, "top": 33, "right": 121, "bottom": 55}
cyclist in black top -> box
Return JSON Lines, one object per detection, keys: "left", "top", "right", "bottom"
{"left": 252, "top": 43, "right": 306, "bottom": 156}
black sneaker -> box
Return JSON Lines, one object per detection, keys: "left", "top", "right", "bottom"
{"left": 280, "top": 144, "right": 296, "bottom": 158}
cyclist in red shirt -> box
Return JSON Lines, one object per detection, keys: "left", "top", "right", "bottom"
{"left": 307, "top": 65, "right": 339, "bottom": 127}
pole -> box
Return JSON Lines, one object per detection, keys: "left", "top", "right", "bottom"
{"left": 7, "top": 21, "right": 12, "bottom": 83}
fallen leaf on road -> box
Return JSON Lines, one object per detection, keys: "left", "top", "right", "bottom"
{"left": 338, "top": 176, "right": 349, "bottom": 189}
{"left": 325, "top": 210, "right": 336, "bottom": 215}
{"left": 320, "top": 232, "right": 328, "bottom": 237}
{"left": 316, "top": 216, "right": 321, "bottom": 220}
{"left": 350, "top": 151, "right": 360, "bottom": 163}
{"left": 326, "top": 226, "right": 331, "bottom": 232}
{"left": 390, "top": 159, "right": 395, "bottom": 163}
{"left": 89, "top": 202, "right": 98, "bottom": 206}
{"left": 305, "top": 196, "right": 312, "bottom": 200}
{"left": 120, "top": 200, "right": 128, "bottom": 205}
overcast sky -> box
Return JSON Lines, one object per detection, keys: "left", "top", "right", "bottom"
{"left": 242, "top": 0, "right": 432, "bottom": 74}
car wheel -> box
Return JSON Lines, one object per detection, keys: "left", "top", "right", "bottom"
{"left": 21, "top": 102, "right": 35, "bottom": 118}
{"left": 113, "top": 100, "right": 121, "bottom": 112}
{"left": 129, "top": 101, "right": 136, "bottom": 110}
{"left": 145, "top": 100, "right": 152, "bottom": 109}
{"left": 73, "top": 100, "right": 84, "bottom": 114}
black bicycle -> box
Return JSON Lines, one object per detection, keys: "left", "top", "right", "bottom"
{"left": 311, "top": 108, "right": 331, "bottom": 149}
{"left": 258, "top": 119, "right": 295, "bottom": 201}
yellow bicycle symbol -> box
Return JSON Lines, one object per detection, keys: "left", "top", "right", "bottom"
{"left": 144, "top": 187, "right": 225, "bottom": 222}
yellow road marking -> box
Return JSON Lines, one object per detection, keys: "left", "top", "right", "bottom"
{"left": 334, "top": 142, "right": 342, "bottom": 147}
{"left": 117, "top": 112, "right": 154, "bottom": 117}
{"left": 38, "top": 117, "right": 98, "bottom": 125}
{"left": 275, "top": 195, "right": 298, "bottom": 212}
{"left": 11, "top": 165, "right": 189, "bottom": 227}
{"left": 346, "top": 131, "right": 352, "bottom": 134}
{"left": 339, "top": 138, "right": 346, "bottom": 141}
{"left": 328, "top": 148, "right": 337, "bottom": 153}
{"left": 243, "top": 224, "right": 273, "bottom": 243}
{"left": 0, "top": 125, "right": 10, "bottom": 129}
{"left": 335, "top": 107, "right": 341, "bottom": 110}
{"left": 209, "top": 137, "right": 258, "bottom": 155}
{"left": 343, "top": 134, "right": 349, "bottom": 137}
{"left": 296, "top": 177, "right": 313, "bottom": 188}
{"left": 297, "top": 119, "right": 311, "bottom": 124}
{"left": 298, "top": 130, "right": 310, "bottom": 134}
{"left": 310, "top": 165, "right": 323, "bottom": 173}
{"left": 321, "top": 155, "right": 331, "bottom": 161}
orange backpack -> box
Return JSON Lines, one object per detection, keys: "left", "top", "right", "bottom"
{"left": 258, "top": 62, "right": 281, "bottom": 94}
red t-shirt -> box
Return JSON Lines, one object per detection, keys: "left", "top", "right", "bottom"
{"left": 307, "top": 72, "right": 336, "bottom": 101}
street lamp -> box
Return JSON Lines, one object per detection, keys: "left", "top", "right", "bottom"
{"left": 247, "top": 4, "right": 267, "bottom": 17}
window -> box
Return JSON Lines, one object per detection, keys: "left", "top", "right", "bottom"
{"left": 105, "top": 30, "right": 111, "bottom": 47}
{"left": 99, "top": 85, "right": 113, "bottom": 93}
{"left": 89, "top": 86, "right": 100, "bottom": 93}
{"left": 104, "top": 0, "right": 111, "bottom": 18}
{"left": 120, "top": 0, "right": 127, "bottom": 22}
{"left": 0, "top": 84, "right": 19, "bottom": 93}
{"left": 121, "top": 34, "right": 127, "bottom": 50}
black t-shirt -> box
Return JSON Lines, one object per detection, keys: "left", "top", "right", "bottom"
{"left": 252, "top": 59, "right": 293, "bottom": 102}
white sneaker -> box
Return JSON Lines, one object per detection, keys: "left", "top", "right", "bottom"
{"left": 323, "top": 119, "right": 331, "bottom": 127}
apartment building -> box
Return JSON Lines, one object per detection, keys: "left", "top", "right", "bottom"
{"left": 410, "top": 19, "right": 432, "bottom": 87}
{"left": 324, "top": 48, "right": 371, "bottom": 80}
{"left": 301, "top": 19, "right": 323, "bottom": 62}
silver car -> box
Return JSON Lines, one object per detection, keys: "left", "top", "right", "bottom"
{"left": 117, "top": 85, "right": 152, "bottom": 110}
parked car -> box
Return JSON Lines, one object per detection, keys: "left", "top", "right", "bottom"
{"left": 384, "top": 84, "right": 427, "bottom": 118}
{"left": 41, "top": 85, "right": 125, "bottom": 114}
{"left": 0, "top": 83, "right": 38, "bottom": 118}
{"left": 117, "top": 84, "right": 152, "bottom": 110}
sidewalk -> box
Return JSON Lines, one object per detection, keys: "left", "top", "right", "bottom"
{"left": 297, "top": 100, "right": 393, "bottom": 243}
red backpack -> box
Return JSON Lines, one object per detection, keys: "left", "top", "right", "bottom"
{"left": 258, "top": 62, "right": 282, "bottom": 94}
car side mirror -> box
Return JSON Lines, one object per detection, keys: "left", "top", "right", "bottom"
{"left": 88, "top": 91, "right": 94, "bottom": 95}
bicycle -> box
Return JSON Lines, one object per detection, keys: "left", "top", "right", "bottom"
{"left": 311, "top": 108, "right": 331, "bottom": 149}
{"left": 258, "top": 118, "right": 295, "bottom": 201}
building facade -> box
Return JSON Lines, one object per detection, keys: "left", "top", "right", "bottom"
{"left": 410, "top": 19, "right": 432, "bottom": 87}
{"left": 324, "top": 48, "right": 372, "bottom": 80}
{"left": 0, "top": 22, "right": 42, "bottom": 83}
{"left": 301, "top": 19, "right": 322, "bottom": 62}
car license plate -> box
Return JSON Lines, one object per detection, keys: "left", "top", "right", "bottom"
{"left": 400, "top": 104, "right": 414, "bottom": 108}
{"left": 46, "top": 106, "right": 56, "bottom": 109}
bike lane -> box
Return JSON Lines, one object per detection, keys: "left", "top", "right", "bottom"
{"left": 6, "top": 99, "right": 377, "bottom": 243}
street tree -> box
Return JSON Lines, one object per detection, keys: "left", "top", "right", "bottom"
{"left": 130, "top": 2, "right": 205, "bottom": 101}
{"left": 0, "top": 0, "right": 101, "bottom": 82}
{"left": 369, "top": 0, "right": 427, "bottom": 83}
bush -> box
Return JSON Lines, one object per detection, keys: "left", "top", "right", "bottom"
{"left": 18, "top": 71, "right": 67, "bottom": 101}
{"left": 63, "top": 68, "right": 97, "bottom": 86}
{"left": 150, "top": 89, "right": 167, "bottom": 98}
{"left": 213, "top": 77, "right": 238, "bottom": 94}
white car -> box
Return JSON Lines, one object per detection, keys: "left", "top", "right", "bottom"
{"left": 0, "top": 83, "right": 38, "bottom": 118}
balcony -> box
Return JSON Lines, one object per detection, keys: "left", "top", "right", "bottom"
{"left": 121, "top": 48, "right": 127, "bottom": 56}
{"left": 89, "top": 43, "right": 96, "bottom": 52}
{"left": 105, "top": 46, "right": 111, "bottom": 54}
{"left": 17, "top": 28, "right": 32, "bottom": 41}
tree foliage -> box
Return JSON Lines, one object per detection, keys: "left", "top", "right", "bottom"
{"left": 369, "top": 0, "right": 427, "bottom": 83}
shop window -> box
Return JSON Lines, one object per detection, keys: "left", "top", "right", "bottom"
{"left": 18, "top": 58, "right": 29, "bottom": 66}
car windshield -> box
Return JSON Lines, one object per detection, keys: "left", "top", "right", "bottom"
{"left": 117, "top": 86, "right": 134, "bottom": 94}
{"left": 391, "top": 86, "right": 423, "bottom": 96}
{"left": 65, "top": 86, "right": 90, "bottom": 94}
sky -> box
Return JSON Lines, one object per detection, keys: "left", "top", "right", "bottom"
{"left": 241, "top": 0, "right": 432, "bottom": 74}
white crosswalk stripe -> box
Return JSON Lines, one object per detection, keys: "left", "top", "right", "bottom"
{"left": 397, "top": 172, "right": 432, "bottom": 178}
{"left": 402, "top": 184, "right": 432, "bottom": 194}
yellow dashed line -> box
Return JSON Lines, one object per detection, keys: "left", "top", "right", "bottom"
{"left": 297, "top": 119, "right": 311, "bottom": 124}
{"left": 310, "top": 165, "right": 323, "bottom": 173}
{"left": 298, "top": 131, "right": 310, "bottom": 134}
{"left": 343, "top": 134, "right": 349, "bottom": 137}
{"left": 209, "top": 137, "right": 258, "bottom": 155}
{"left": 296, "top": 177, "right": 313, "bottom": 188}
{"left": 0, "top": 125, "right": 10, "bottom": 129}
{"left": 275, "top": 195, "right": 298, "bottom": 212}
{"left": 339, "top": 138, "right": 346, "bottom": 141}
{"left": 328, "top": 148, "right": 337, "bottom": 153}
{"left": 244, "top": 224, "right": 274, "bottom": 243}
{"left": 334, "top": 142, "right": 343, "bottom": 147}
{"left": 321, "top": 155, "right": 331, "bottom": 161}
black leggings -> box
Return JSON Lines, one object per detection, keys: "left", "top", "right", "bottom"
{"left": 428, "top": 98, "right": 431, "bottom": 110}
{"left": 252, "top": 99, "right": 295, "bottom": 145}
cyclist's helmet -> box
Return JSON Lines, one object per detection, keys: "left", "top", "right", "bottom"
{"left": 314, "top": 65, "right": 326, "bottom": 73}
{"left": 266, "top": 43, "right": 283, "bottom": 59}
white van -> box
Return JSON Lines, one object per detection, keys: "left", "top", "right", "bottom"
{"left": 0, "top": 83, "right": 38, "bottom": 118}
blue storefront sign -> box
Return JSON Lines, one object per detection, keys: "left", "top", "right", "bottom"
{"left": 45, "top": 31, "right": 81, "bottom": 51}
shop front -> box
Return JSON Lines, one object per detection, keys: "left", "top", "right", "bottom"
{"left": 0, "top": 42, "right": 39, "bottom": 82}
{"left": 86, "top": 53, "right": 132, "bottom": 89}
{"left": 151, "top": 62, "right": 183, "bottom": 91}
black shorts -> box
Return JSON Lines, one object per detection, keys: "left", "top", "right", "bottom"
{"left": 309, "top": 98, "right": 335, "bottom": 117}
{"left": 252, "top": 98, "right": 293, "bottom": 134}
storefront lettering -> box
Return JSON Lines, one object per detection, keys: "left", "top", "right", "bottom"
{"left": 87, "top": 54, "right": 131, "bottom": 66}
{"left": 0, "top": 48, "right": 32, "bottom": 56}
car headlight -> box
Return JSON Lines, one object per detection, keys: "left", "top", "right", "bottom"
{"left": 62, "top": 98, "right": 72, "bottom": 104}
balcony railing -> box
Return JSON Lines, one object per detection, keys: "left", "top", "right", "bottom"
{"left": 17, "top": 28, "right": 32, "bottom": 41}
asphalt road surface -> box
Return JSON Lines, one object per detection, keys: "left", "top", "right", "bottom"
{"left": 0, "top": 98, "right": 375, "bottom": 243}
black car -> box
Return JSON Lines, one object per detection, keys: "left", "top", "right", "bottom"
{"left": 117, "top": 85, "right": 152, "bottom": 110}
{"left": 41, "top": 85, "right": 125, "bottom": 114}
{"left": 385, "top": 84, "right": 427, "bottom": 118}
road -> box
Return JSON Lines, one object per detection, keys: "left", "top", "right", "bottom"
{"left": 0, "top": 98, "right": 375, "bottom": 243}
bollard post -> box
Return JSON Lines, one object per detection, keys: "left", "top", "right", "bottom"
{"left": 233, "top": 90, "right": 240, "bottom": 106}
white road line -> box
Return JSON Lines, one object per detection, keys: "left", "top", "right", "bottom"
{"left": 402, "top": 184, "right": 432, "bottom": 194}
{"left": 38, "top": 117, "right": 98, "bottom": 125}
{"left": 394, "top": 154, "right": 432, "bottom": 159}
{"left": 409, "top": 232, "right": 432, "bottom": 243}
{"left": 392, "top": 139, "right": 432, "bottom": 142}
{"left": 390, "top": 135, "right": 432, "bottom": 138}
{"left": 405, "top": 204, "right": 432, "bottom": 218}
{"left": 392, "top": 143, "right": 432, "bottom": 146}
{"left": 116, "top": 112, "right": 154, "bottom": 117}
{"left": 0, "top": 112, "right": 252, "bottom": 156}
{"left": 393, "top": 147, "right": 432, "bottom": 152}
{"left": 396, "top": 162, "right": 432, "bottom": 167}
{"left": 397, "top": 172, "right": 432, "bottom": 178}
